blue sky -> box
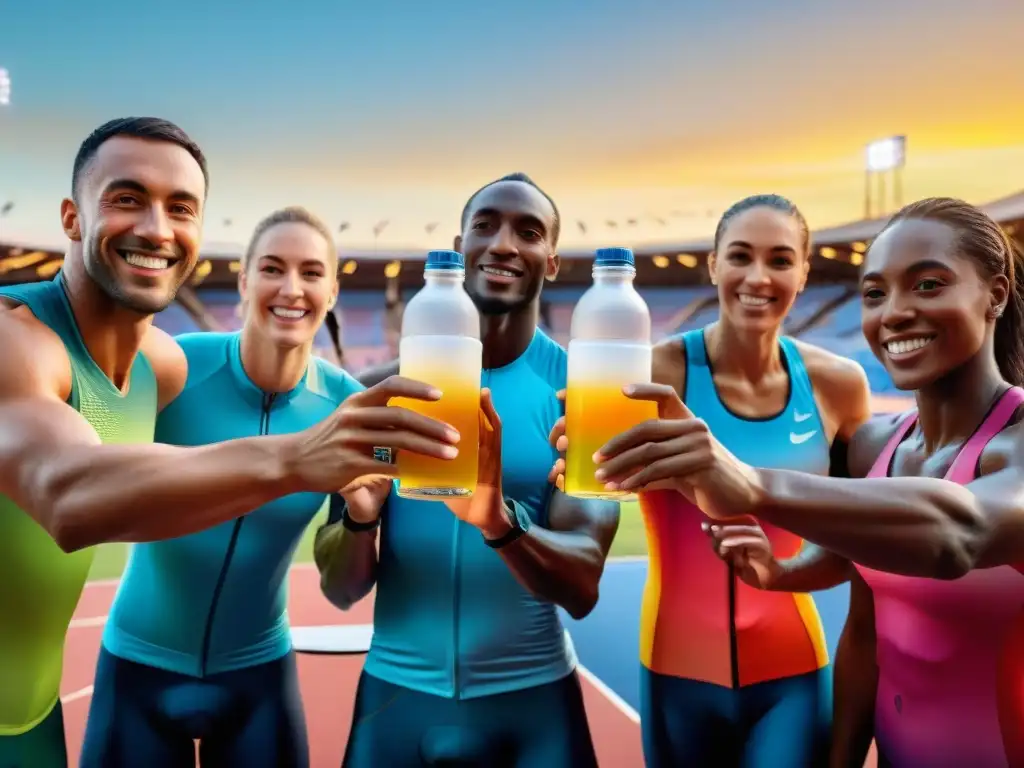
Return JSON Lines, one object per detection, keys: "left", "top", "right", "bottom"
{"left": 2, "top": 0, "right": 1023, "bottom": 249}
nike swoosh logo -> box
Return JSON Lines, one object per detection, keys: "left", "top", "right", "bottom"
{"left": 794, "top": 411, "right": 813, "bottom": 423}
{"left": 790, "top": 431, "right": 817, "bottom": 444}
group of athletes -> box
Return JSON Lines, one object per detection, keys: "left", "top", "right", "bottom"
{"left": 0, "top": 115, "right": 1022, "bottom": 768}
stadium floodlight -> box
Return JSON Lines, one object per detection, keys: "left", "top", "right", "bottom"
{"left": 0, "top": 68, "right": 9, "bottom": 106}
{"left": 865, "top": 136, "right": 906, "bottom": 173}
{"left": 864, "top": 135, "right": 907, "bottom": 218}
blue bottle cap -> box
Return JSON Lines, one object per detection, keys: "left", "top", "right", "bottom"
{"left": 594, "top": 247, "right": 635, "bottom": 267}
{"left": 425, "top": 249, "right": 465, "bottom": 270}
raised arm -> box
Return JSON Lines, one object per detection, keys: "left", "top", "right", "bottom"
{"left": 314, "top": 481, "right": 390, "bottom": 610}
{"left": 489, "top": 490, "right": 620, "bottom": 620}
{"left": 830, "top": 571, "right": 878, "bottom": 768}
{"left": 752, "top": 387, "right": 1024, "bottom": 577}
{"left": 753, "top": 431, "right": 1024, "bottom": 577}
{"left": 0, "top": 313, "right": 460, "bottom": 552}
{"left": 596, "top": 380, "right": 1024, "bottom": 579}
{"left": 449, "top": 389, "right": 620, "bottom": 619}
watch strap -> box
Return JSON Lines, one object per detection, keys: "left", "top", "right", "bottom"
{"left": 341, "top": 504, "right": 381, "bottom": 533}
{"left": 484, "top": 499, "right": 528, "bottom": 549}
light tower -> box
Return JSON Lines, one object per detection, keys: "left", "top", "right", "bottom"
{"left": 864, "top": 135, "right": 906, "bottom": 219}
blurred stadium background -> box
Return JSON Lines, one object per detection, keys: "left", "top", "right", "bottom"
{"left": 4, "top": 188, "right": 1022, "bottom": 397}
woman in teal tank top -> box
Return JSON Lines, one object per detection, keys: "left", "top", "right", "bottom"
{"left": 81, "top": 207, "right": 390, "bottom": 768}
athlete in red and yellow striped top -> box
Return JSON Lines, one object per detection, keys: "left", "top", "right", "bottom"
{"left": 626, "top": 197, "right": 871, "bottom": 767}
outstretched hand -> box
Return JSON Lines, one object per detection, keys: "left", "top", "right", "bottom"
{"left": 592, "top": 383, "right": 764, "bottom": 519}
{"left": 297, "top": 375, "right": 461, "bottom": 494}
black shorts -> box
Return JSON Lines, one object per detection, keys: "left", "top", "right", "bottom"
{"left": 343, "top": 670, "right": 598, "bottom": 767}
{"left": 80, "top": 647, "right": 308, "bottom": 768}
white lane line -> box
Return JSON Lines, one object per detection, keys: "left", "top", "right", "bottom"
{"left": 61, "top": 685, "right": 93, "bottom": 704}
{"left": 576, "top": 663, "right": 641, "bottom": 725}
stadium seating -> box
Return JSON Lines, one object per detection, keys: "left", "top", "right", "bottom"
{"left": 152, "top": 302, "right": 200, "bottom": 335}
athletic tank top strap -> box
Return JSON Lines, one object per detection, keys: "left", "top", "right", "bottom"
{"left": 0, "top": 272, "right": 156, "bottom": 408}
{"left": 681, "top": 328, "right": 706, "bottom": 368}
{"left": 946, "top": 386, "right": 1024, "bottom": 484}
{"left": 867, "top": 411, "right": 918, "bottom": 479}
{"left": 680, "top": 329, "right": 715, "bottom": 411}
{"left": 0, "top": 273, "right": 80, "bottom": 343}
{"left": 778, "top": 336, "right": 815, "bottom": 406}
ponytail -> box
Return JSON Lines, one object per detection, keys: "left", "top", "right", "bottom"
{"left": 994, "top": 236, "right": 1024, "bottom": 386}
{"left": 324, "top": 310, "right": 344, "bottom": 367}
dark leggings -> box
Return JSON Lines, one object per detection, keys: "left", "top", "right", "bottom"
{"left": 640, "top": 666, "right": 832, "bottom": 768}
{"left": 79, "top": 647, "right": 308, "bottom": 768}
{"left": 0, "top": 701, "right": 67, "bottom": 768}
{"left": 343, "top": 671, "right": 598, "bottom": 767}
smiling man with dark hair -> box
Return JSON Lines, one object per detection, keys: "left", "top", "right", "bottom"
{"left": 0, "top": 119, "right": 457, "bottom": 767}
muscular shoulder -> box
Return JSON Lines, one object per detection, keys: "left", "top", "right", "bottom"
{"left": 848, "top": 411, "right": 908, "bottom": 479}
{"left": 140, "top": 325, "right": 188, "bottom": 410}
{"left": 978, "top": 406, "right": 1024, "bottom": 478}
{"left": 793, "top": 339, "right": 873, "bottom": 442}
{"left": 652, "top": 337, "right": 686, "bottom": 396}
{"left": 0, "top": 299, "right": 72, "bottom": 401}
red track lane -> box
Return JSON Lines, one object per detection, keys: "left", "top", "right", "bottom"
{"left": 61, "top": 566, "right": 643, "bottom": 767}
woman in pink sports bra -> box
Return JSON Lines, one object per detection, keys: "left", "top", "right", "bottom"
{"left": 592, "top": 197, "right": 1024, "bottom": 768}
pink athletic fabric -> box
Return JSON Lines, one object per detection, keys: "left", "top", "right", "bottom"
{"left": 855, "top": 387, "right": 1024, "bottom": 768}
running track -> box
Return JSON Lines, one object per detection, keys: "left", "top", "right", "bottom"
{"left": 61, "top": 564, "right": 643, "bottom": 767}
{"left": 62, "top": 559, "right": 875, "bottom": 766}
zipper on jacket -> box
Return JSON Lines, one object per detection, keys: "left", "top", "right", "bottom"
{"left": 450, "top": 519, "right": 462, "bottom": 699}
{"left": 199, "top": 391, "right": 276, "bottom": 675}
{"left": 727, "top": 563, "right": 740, "bottom": 689}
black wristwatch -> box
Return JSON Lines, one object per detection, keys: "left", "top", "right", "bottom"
{"left": 484, "top": 499, "right": 530, "bottom": 549}
{"left": 341, "top": 504, "right": 381, "bottom": 533}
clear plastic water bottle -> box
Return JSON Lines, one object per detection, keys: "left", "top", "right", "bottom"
{"left": 395, "top": 250, "right": 482, "bottom": 499}
{"left": 564, "top": 247, "right": 654, "bottom": 500}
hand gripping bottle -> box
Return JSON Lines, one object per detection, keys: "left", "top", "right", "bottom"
{"left": 395, "top": 249, "right": 482, "bottom": 499}
{"left": 564, "top": 247, "right": 654, "bottom": 500}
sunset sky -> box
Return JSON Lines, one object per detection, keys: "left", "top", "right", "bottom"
{"left": 1, "top": 0, "right": 1022, "bottom": 251}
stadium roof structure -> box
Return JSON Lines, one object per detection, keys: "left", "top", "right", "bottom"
{"left": 192, "top": 187, "right": 1024, "bottom": 262}
{"left": 627, "top": 188, "right": 1024, "bottom": 258}
{"left": 3, "top": 189, "right": 1022, "bottom": 289}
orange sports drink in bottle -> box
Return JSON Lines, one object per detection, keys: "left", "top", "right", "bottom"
{"left": 394, "top": 249, "right": 482, "bottom": 499}
{"left": 564, "top": 247, "right": 655, "bottom": 501}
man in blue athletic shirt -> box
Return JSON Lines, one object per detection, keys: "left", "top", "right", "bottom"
{"left": 316, "top": 173, "right": 621, "bottom": 767}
